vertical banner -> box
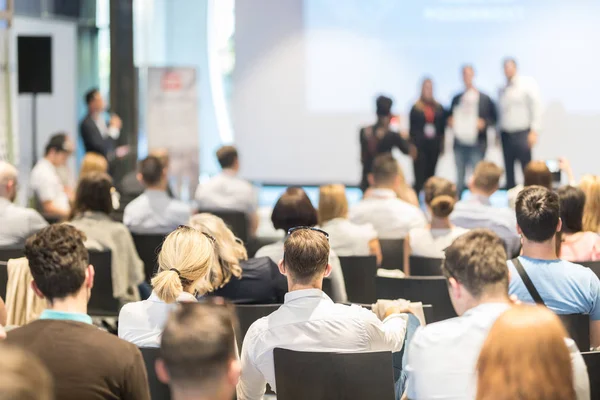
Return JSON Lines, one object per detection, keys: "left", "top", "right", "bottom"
{"left": 146, "top": 67, "right": 199, "bottom": 201}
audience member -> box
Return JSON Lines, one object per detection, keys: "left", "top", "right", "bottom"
{"left": 0, "top": 343, "right": 53, "bottom": 400}
{"left": 404, "top": 177, "right": 468, "bottom": 273}
{"left": 0, "top": 296, "right": 6, "bottom": 327}
{"left": 123, "top": 155, "right": 191, "bottom": 234}
{"left": 0, "top": 161, "right": 47, "bottom": 246}
{"left": 350, "top": 154, "right": 426, "bottom": 239}
{"left": 156, "top": 303, "right": 240, "bottom": 400}
{"left": 190, "top": 213, "right": 287, "bottom": 304}
{"left": 509, "top": 186, "right": 600, "bottom": 347}
{"left": 580, "top": 174, "right": 600, "bottom": 233}
{"left": 119, "top": 225, "right": 215, "bottom": 347}
{"left": 558, "top": 186, "right": 600, "bottom": 261}
{"left": 78, "top": 152, "right": 120, "bottom": 210}
{"left": 451, "top": 161, "right": 521, "bottom": 257}
{"left": 476, "top": 305, "right": 580, "bottom": 400}
{"left": 254, "top": 187, "right": 347, "bottom": 302}
{"left": 507, "top": 160, "right": 552, "bottom": 209}
{"left": 70, "top": 172, "right": 145, "bottom": 303}
{"left": 318, "top": 184, "right": 381, "bottom": 264}
{"left": 238, "top": 228, "right": 408, "bottom": 399}
{"left": 195, "top": 145, "right": 259, "bottom": 235}
{"left": 5, "top": 224, "right": 150, "bottom": 400}
{"left": 29, "top": 133, "right": 75, "bottom": 218}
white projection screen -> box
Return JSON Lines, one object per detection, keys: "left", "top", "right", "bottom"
{"left": 233, "top": 0, "right": 600, "bottom": 186}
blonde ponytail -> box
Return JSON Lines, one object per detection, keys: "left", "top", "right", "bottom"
{"left": 151, "top": 269, "right": 183, "bottom": 304}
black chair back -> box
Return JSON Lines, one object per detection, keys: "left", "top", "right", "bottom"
{"left": 235, "top": 304, "right": 281, "bottom": 350}
{"left": 132, "top": 234, "right": 166, "bottom": 283}
{"left": 376, "top": 276, "right": 457, "bottom": 323}
{"left": 579, "top": 261, "right": 600, "bottom": 281}
{"left": 197, "top": 209, "right": 249, "bottom": 244}
{"left": 139, "top": 347, "right": 172, "bottom": 400}
{"left": 409, "top": 256, "right": 443, "bottom": 276}
{"left": 558, "top": 314, "right": 590, "bottom": 352}
{"left": 0, "top": 247, "right": 24, "bottom": 299}
{"left": 379, "top": 239, "right": 404, "bottom": 270}
{"left": 274, "top": 348, "right": 395, "bottom": 400}
{"left": 339, "top": 256, "right": 377, "bottom": 304}
{"left": 582, "top": 351, "right": 600, "bottom": 400}
{"left": 88, "top": 250, "right": 120, "bottom": 317}
{"left": 322, "top": 278, "right": 333, "bottom": 299}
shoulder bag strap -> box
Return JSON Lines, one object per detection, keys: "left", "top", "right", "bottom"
{"left": 511, "top": 257, "right": 545, "bottom": 306}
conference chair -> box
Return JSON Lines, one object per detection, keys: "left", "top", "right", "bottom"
{"left": 376, "top": 276, "right": 457, "bottom": 323}
{"left": 558, "top": 314, "right": 591, "bottom": 352}
{"left": 322, "top": 278, "right": 334, "bottom": 299}
{"left": 274, "top": 348, "right": 395, "bottom": 400}
{"left": 580, "top": 261, "right": 600, "bottom": 281}
{"left": 235, "top": 304, "right": 281, "bottom": 350}
{"left": 581, "top": 351, "right": 600, "bottom": 400}
{"left": 87, "top": 250, "right": 120, "bottom": 317}
{"left": 140, "top": 347, "right": 172, "bottom": 400}
{"left": 339, "top": 256, "right": 377, "bottom": 304}
{"left": 379, "top": 239, "right": 404, "bottom": 270}
{"left": 197, "top": 209, "right": 249, "bottom": 244}
{"left": 408, "top": 256, "right": 443, "bottom": 276}
{"left": 132, "top": 233, "right": 166, "bottom": 283}
{"left": 0, "top": 247, "right": 24, "bottom": 299}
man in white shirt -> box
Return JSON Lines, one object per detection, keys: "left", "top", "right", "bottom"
{"left": 498, "top": 58, "right": 542, "bottom": 189}
{"left": 29, "top": 133, "right": 74, "bottom": 219}
{"left": 0, "top": 161, "right": 48, "bottom": 246}
{"left": 350, "top": 154, "right": 426, "bottom": 239}
{"left": 238, "top": 228, "right": 408, "bottom": 400}
{"left": 405, "top": 229, "right": 590, "bottom": 400}
{"left": 124, "top": 155, "right": 191, "bottom": 234}
{"left": 195, "top": 146, "right": 259, "bottom": 235}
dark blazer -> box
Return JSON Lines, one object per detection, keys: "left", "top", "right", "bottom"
{"left": 80, "top": 114, "right": 115, "bottom": 159}
{"left": 409, "top": 103, "right": 447, "bottom": 145}
{"left": 449, "top": 91, "right": 497, "bottom": 147}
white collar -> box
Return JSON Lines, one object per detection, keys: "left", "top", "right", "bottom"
{"left": 368, "top": 188, "right": 397, "bottom": 199}
{"left": 284, "top": 288, "right": 330, "bottom": 303}
{"left": 147, "top": 291, "right": 197, "bottom": 303}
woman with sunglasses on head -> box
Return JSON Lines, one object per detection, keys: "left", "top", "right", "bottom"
{"left": 117, "top": 225, "right": 215, "bottom": 347}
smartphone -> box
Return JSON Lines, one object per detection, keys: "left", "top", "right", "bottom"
{"left": 545, "top": 159, "right": 561, "bottom": 173}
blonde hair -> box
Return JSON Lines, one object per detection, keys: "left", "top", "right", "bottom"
{"left": 472, "top": 161, "right": 503, "bottom": 194}
{"left": 318, "top": 184, "right": 348, "bottom": 225}
{"left": 580, "top": 175, "right": 600, "bottom": 233}
{"left": 79, "top": 152, "right": 108, "bottom": 177}
{"left": 188, "top": 213, "right": 245, "bottom": 289}
{"left": 476, "top": 305, "right": 575, "bottom": 400}
{"left": 0, "top": 344, "right": 54, "bottom": 400}
{"left": 151, "top": 226, "right": 216, "bottom": 303}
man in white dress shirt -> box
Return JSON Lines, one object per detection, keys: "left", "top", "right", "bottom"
{"left": 350, "top": 154, "right": 426, "bottom": 239}
{"left": 195, "top": 146, "right": 259, "bottom": 235}
{"left": 499, "top": 58, "right": 542, "bottom": 189}
{"left": 238, "top": 228, "right": 408, "bottom": 400}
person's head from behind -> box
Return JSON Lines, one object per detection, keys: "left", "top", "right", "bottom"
{"left": 73, "top": 172, "right": 113, "bottom": 217}
{"left": 85, "top": 88, "right": 105, "bottom": 114}
{"left": 557, "top": 186, "right": 585, "bottom": 235}
{"left": 424, "top": 177, "right": 457, "bottom": 220}
{"left": 375, "top": 95, "right": 393, "bottom": 124}
{"left": 79, "top": 152, "right": 108, "bottom": 177}
{"left": 271, "top": 187, "right": 317, "bottom": 232}
{"left": 149, "top": 148, "right": 170, "bottom": 170}
{"left": 216, "top": 145, "right": 239, "bottom": 172}
{"left": 368, "top": 154, "right": 406, "bottom": 191}
{"left": 579, "top": 175, "right": 600, "bottom": 233}
{"left": 476, "top": 305, "right": 575, "bottom": 400}
{"left": 25, "top": 224, "right": 93, "bottom": 305}
{"left": 137, "top": 155, "right": 167, "bottom": 190}
{"left": 156, "top": 303, "right": 240, "bottom": 400}
{"left": 503, "top": 57, "right": 518, "bottom": 80}
{"left": 318, "top": 184, "right": 349, "bottom": 225}
{"left": 0, "top": 344, "right": 54, "bottom": 400}
{"left": 44, "top": 133, "right": 73, "bottom": 167}
{"left": 524, "top": 160, "right": 552, "bottom": 189}
{"left": 516, "top": 186, "right": 561, "bottom": 246}
{"left": 280, "top": 228, "right": 331, "bottom": 290}
{"left": 0, "top": 161, "right": 18, "bottom": 202}
{"left": 151, "top": 226, "right": 216, "bottom": 303}
{"left": 188, "top": 213, "right": 245, "bottom": 290}
{"left": 469, "top": 161, "right": 503, "bottom": 197}
{"left": 442, "top": 229, "right": 508, "bottom": 316}
{"left": 462, "top": 64, "right": 475, "bottom": 88}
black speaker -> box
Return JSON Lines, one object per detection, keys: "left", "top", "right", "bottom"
{"left": 17, "top": 36, "right": 52, "bottom": 94}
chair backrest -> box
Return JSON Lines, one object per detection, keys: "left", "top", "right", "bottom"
{"left": 274, "top": 348, "right": 395, "bottom": 400}
{"left": 379, "top": 239, "right": 404, "bottom": 270}
{"left": 409, "top": 256, "right": 443, "bottom": 276}
{"left": 139, "top": 347, "right": 172, "bottom": 400}
{"left": 322, "top": 278, "right": 333, "bottom": 299}
{"left": 197, "top": 209, "right": 249, "bottom": 244}
{"left": 0, "top": 247, "right": 24, "bottom": 299}
{"left": 581, "top": 351, "right": 600, "bottom": 400}
{"left": 339, "top": 256, "right": 378, "bottom": 304}
{"left": 579, "top": 261, "right": 600, "bottom": 281}
{"left": 558, "top": 314, "right": 590, "bottom": 352}
{"left": 88, "top": 250, "right": 120, "bottom": 317}
{"left": 235, "top": 304, "right": 281, "bottom": 350}
{"left": 376, "top": 276, "right": 457, "bottom": 323}
{"left": 132, "top": 233, "right": 166, "bottom": 283}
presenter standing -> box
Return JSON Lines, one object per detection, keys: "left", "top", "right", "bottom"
{"left": 498, "top": 58, "right": 541, "bottom": 189}
{"left": 409, "top": 78, "right": 447, "bottom": 193}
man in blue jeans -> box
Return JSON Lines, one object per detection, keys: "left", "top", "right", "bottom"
{"left": 448, "top": 65, "right": 497, "bottom": 196}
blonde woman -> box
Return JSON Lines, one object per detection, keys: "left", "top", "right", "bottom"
{"left": 580, "top": 175, "right": 600, "bottom": 233}
{"left": 118, "top": 225, "right": 215, "bottom": 347}
{"left": 189, "top": 213, "right": 287, "bottom": 304}
{"left": 318, "top": 184, "right": 382, "bottom": 265}
{"left": 0, "top": 344, "right": 54, "bottom": 400}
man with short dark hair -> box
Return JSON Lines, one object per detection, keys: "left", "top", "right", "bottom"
{"left": 350, "top": 154, "right": 426, "bottom": 239}
{"left": 6, "top": 224, "right": 150, "bottom": 400}
{"left": 195, "top": 145, "right": 259, "bottom": 235}
{"left": 238, "top": 228, "right": 408, "bottom": 399}
{"left": 156, "top": 303, "right": 240, "bottom": 400}
{"left": 509, "top": 186, "right": 600, "bottom": 348}
{"left": 123, "top": 155, "right": 191, "bottom": 234}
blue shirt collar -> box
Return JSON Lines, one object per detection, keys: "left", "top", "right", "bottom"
{"left": 39, "top": 309, "right": 93, "bottom": 324}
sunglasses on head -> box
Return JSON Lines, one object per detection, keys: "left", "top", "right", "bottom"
{"left": 287, "top": 226, "right": 330, "bottom": 241}
{"left": 177, "top": 225, "right": 216, "bottom": 243}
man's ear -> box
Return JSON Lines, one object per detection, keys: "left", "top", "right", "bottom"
{"left": 86, "top": 265, "right": 95, "bottom": 290}
{"left": 228, "top": 359, "right": 241, "bottom": 387}
{"left": 516, "top": 224, "right": 523, "bottom": 235}
{"left": 30, "top": 280, "right": 45, "bottom": 300}
{"left": 323, "top": 263, "right": 333, "bottom": 278}
{"left": 448, "top": 277, "right": 461, "bottom": 298}
{"left": 367, "top": 173, "right": 375, "bottom": 188}
{"left": 136, "top": 173, "right": 143, "bottom": 184}
{"left": 556, "top": 218, "right": 563, "bottom": 233}
{"left": 155, "top": 359, "right": 170, "bottom": 384}
{"left": 277, "top": 260, "right": 287, "bottom": 277}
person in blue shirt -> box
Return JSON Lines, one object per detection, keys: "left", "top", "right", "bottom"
{"left": 509, "top": 185, "right": 600, "bottom": 348}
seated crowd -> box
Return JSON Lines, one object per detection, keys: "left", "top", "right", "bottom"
{"left": 2, "top": 137, "right": 600, "bottom": 400}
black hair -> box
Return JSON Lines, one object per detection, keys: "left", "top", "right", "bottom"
{"left": 85, "top": 88, "right": 99, "bottom": 105}
{"left": 516, "top": 186, "right": 560, "bottom": 242}
{"left": 557, "top": 186, "right": 585, "bottom": 234}
{"left": 375, "top": 95, "right": 393, "bottom": 118}
{"left": 44, "top": 133, "right": 68, "bottom": 156}
{"left": 138, "top": 156, "right": 164, "bottom": 186}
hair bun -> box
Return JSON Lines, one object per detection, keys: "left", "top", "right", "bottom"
{"left": 431, "top": 195, "right": 456, "bottom": 218}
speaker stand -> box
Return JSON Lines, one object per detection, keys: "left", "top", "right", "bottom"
{"left": 31, "top": 92, "right": 37, "bottom": 168}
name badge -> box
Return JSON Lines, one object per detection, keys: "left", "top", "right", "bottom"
{"left": 424, "top": 123, "right": 436, "bottom": 138}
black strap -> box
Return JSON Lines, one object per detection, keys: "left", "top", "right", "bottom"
{"left": 512, "top": 258, "right": 545, "bottom": 306}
